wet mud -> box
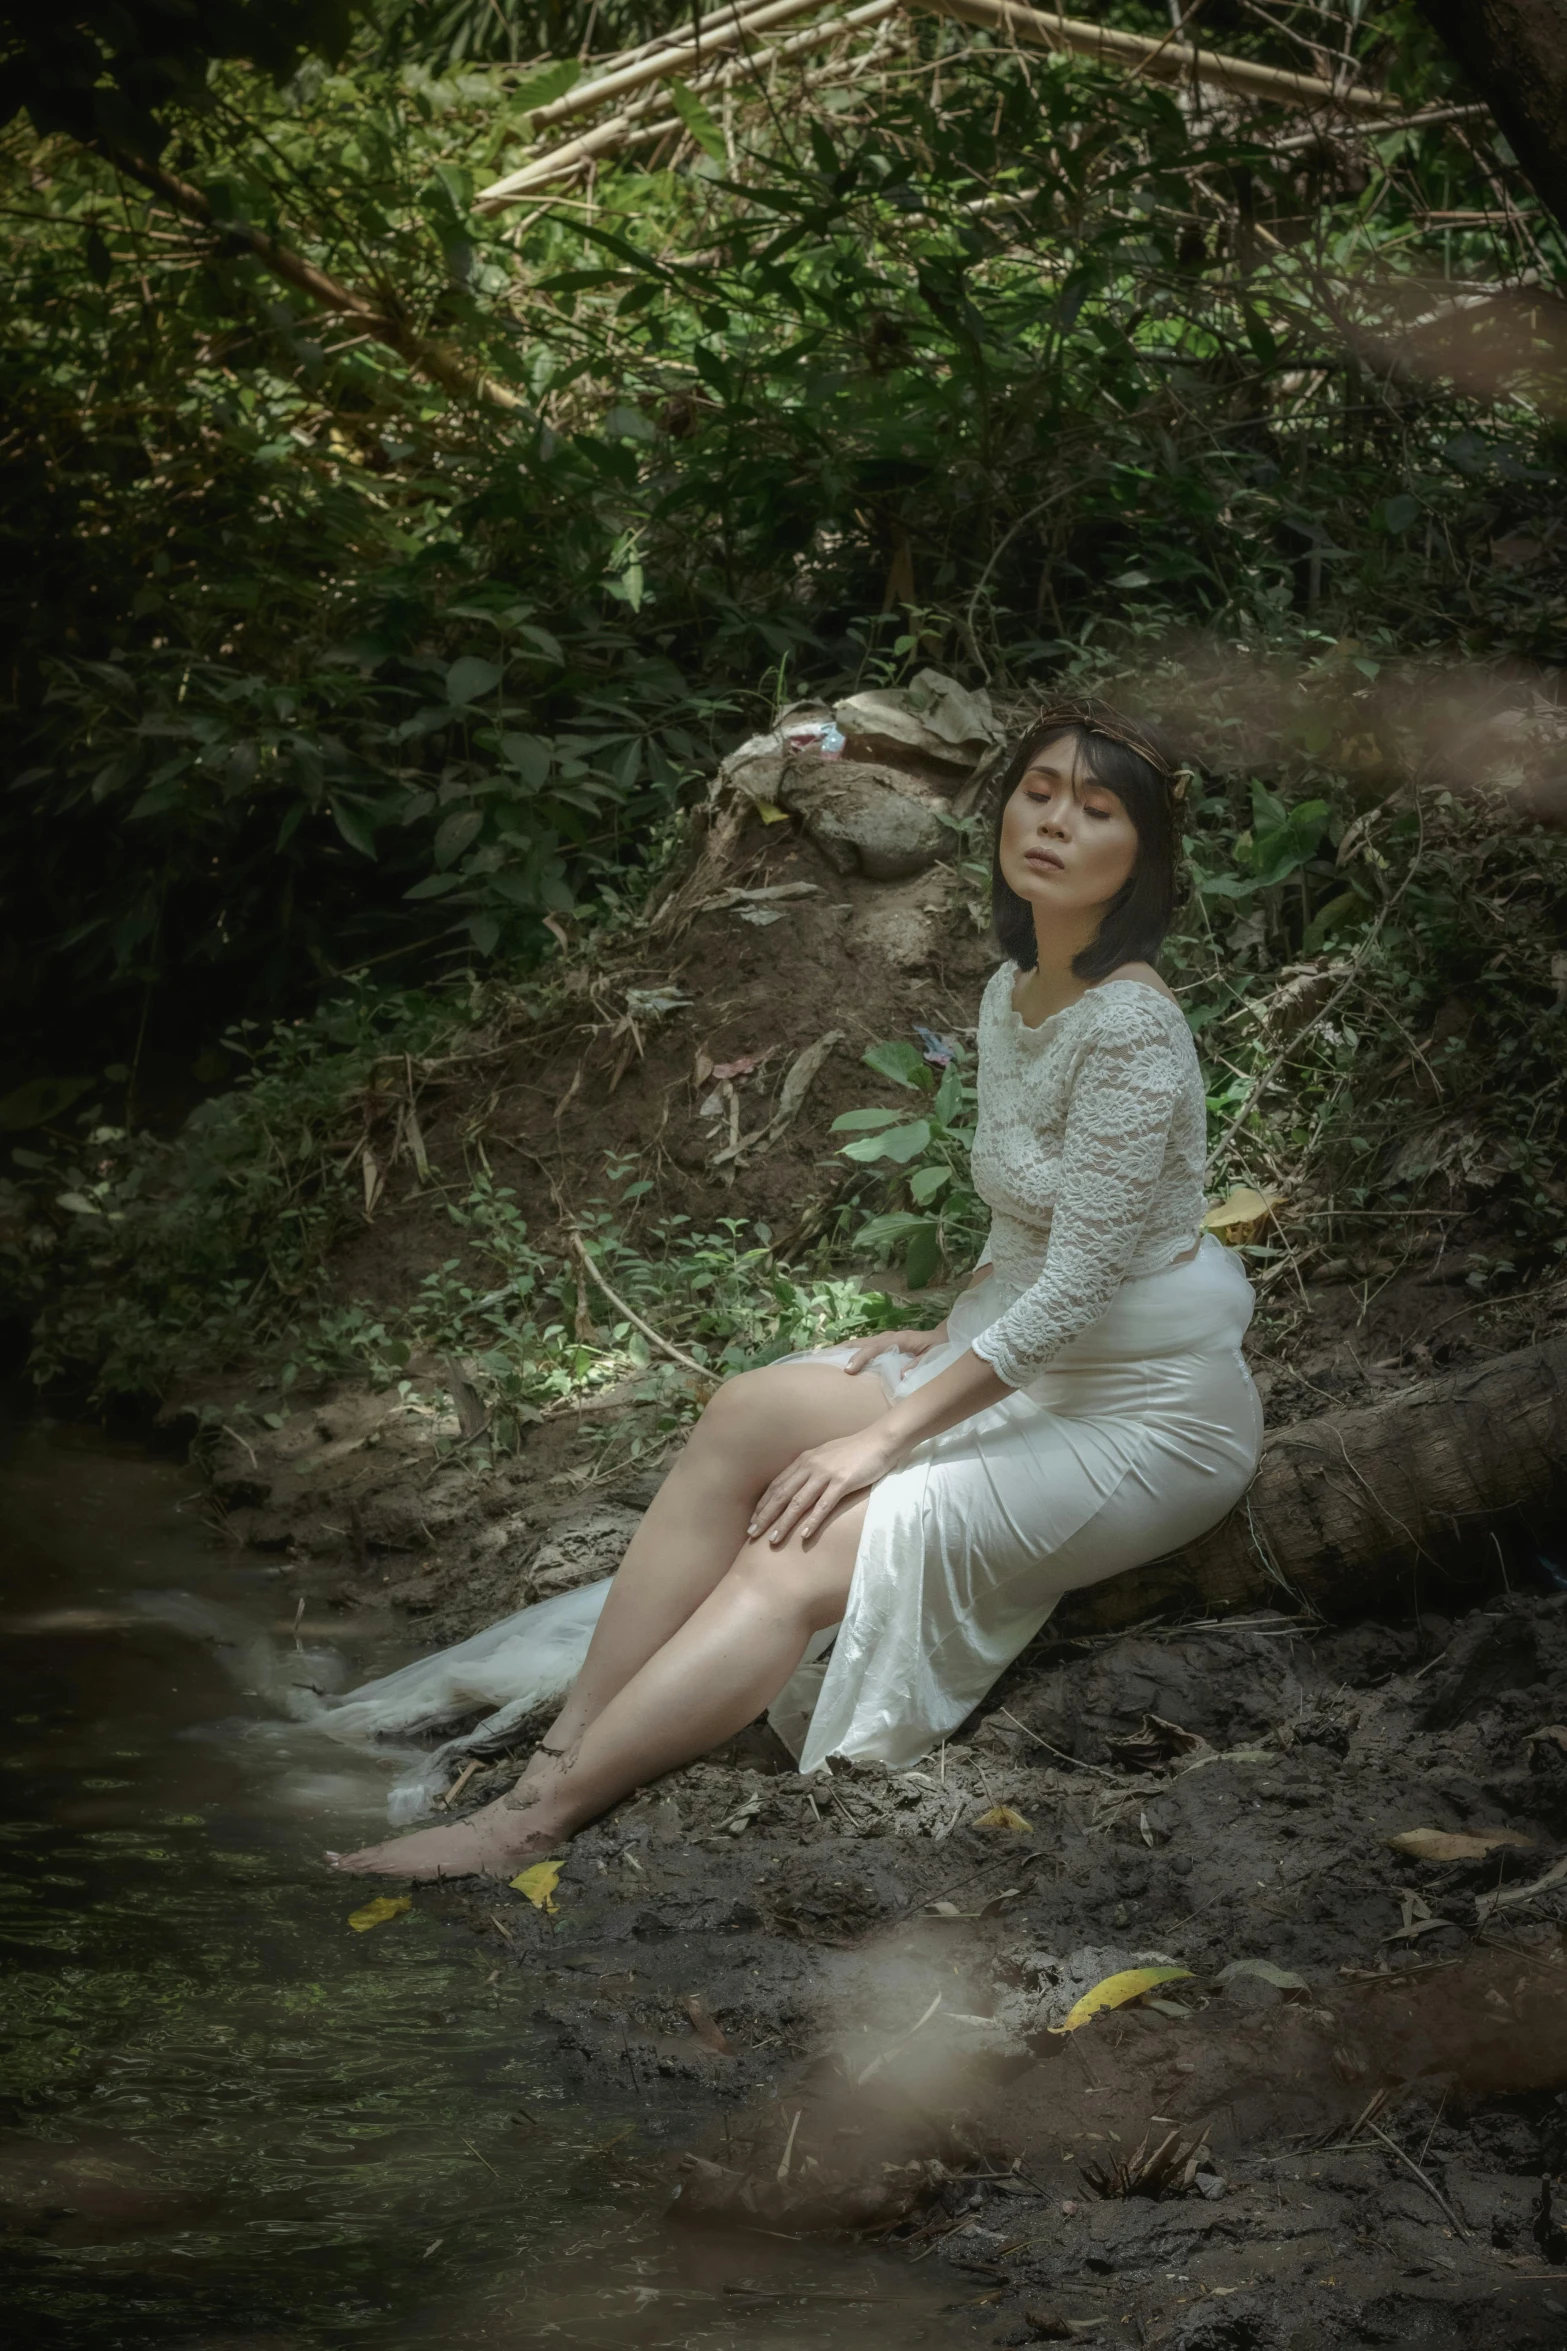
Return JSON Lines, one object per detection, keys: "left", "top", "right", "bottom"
{"left": 418, "top": 1595, "right": 1567, "bottom": 2348}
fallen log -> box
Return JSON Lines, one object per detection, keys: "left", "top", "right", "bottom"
{"left": 1057, "top": 1332, "right": 1567, "bottom": 1634}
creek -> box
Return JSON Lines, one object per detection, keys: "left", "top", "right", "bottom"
{"left": 0, "top": 1422, "right": 978, "bottom": 2351}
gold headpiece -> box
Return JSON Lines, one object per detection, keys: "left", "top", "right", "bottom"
{"left": 1034, "top": 696, "right": 1191, "bottom": 806}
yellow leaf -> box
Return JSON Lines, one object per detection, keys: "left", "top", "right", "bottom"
{"left": 972, "top": 1804, "right": 1033, "bottom": 1834}
{"left": 348, "top": 1894, "right": 411, "bottom": 1933}
{"left": 1388, "top": 1827, "right": 1532, "bottom": 1864}
{"left": 1203, "top": 1184, "right": 1285, "bottom": 1239}
{"left": 511, "top": 1858, "right": 564, "bottom": 1912}
{"left": 754, "top": 800, "right": 790, "bottom": 824}
{"left": 1049, "top": 1966, "right": 1194, "bottom": 2034}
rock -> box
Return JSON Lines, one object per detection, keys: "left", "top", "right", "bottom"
{"left": 773, "top": 759, "right": 950, "bottom": 880}
{"left": 859, "top": 901, "right": 938, "bottom": 971}
{"left": 834, "top": 669, "right": 1002, "bottom": 788}
{"left": 521, "top": 1502, "right": 643, "bottom": 1601}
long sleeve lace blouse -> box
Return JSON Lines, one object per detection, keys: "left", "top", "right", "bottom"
{"left": 966, "top": 966, "right": 1208, "bottom": 1389}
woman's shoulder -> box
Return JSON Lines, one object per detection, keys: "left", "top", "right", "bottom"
{"left": 1080, "top": 969, "right": 1193, "bottom": 1044}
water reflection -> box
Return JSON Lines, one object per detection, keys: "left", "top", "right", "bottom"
{"left": 0, "top": 1425, "right": 978, "bottom": 2350}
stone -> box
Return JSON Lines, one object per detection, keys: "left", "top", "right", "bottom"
{"left": 781, "top": 761, "right": 950, "bottom": 881}
{"left": 521, "top": 1502, "right": 644, "bottom": 1601}
{"left": 834, "top": 668, "right": 1002, "bottom": 787}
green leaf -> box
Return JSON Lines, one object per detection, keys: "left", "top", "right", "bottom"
{"left": 862, "top": 1040, "right": 931, "bottom": 1092}
{"left": 908, "top": 1163, "right": 952, "bottom": 1205}
{"left": 512, "top": 59, "right": 581, "bottom": 116}
{"left": 331, "top": 799, "right": 378, "bottom": 858}
{"left": 905, "top": 1222, "right": 943, "bottom": 1290}
{"left": 404, "top": 871, "right": 466, "bottom": 900}
{"left": 500, "top": 733, "right": 552, "bottom": 786}
{"left": 434, "top": 810, "right": 484, "bottom": 867}
{"left": 830, "top": 1106, "right": 900, "bottom": 1132}
{"left": 853, "top": 1210, "right": 930, "bottom": 1254}
{"left": 0, "top": 1075, "right": 93, "bottom": 1131}
{"left": 668, "top": 80, "right": 727, "bottom": 164}
{"left": 875, "top": 1119, "right": 934, "bottom": 1165}
{"left": 932, "top": 1065, "right": 964, "bottom": 1124}
{"left": 447, "top": 656, "right": 503, "bottom": 706}
{"left": 467, "top": 914, "right": 500, "bottom": 955}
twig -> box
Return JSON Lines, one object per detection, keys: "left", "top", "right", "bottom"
{"left": 995, "top": 1705, "right": 1117, "bottom": 1777}
{"left": 1364, "top": 2118, "right": 1469, "bottom": 2236}
{"left": 442, "top": 1758, "right": 483, "bottom": 1809}
{"left": 463, "top": 2136, "right": 504, "bottom": 2184}
{"left": 565, "top": 1226, "right": 712, "bottom": 1379}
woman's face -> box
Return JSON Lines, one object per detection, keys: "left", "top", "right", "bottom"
{"left": 997, "top": 731, "right": 1140, "bottom": 935}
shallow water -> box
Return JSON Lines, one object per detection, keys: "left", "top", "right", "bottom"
{"left": 0, "top": 1424, "right": 981, "bottom": 2351}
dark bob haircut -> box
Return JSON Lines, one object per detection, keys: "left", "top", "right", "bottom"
{"left": 990, "top": 697, "right": 1186, "bottom": 981}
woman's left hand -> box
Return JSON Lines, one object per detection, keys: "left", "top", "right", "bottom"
{"left": 748, "top": 1423, "right": 906, "bottom": 1549}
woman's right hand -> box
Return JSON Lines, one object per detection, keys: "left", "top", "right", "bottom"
{"left": 843, "top": 1326, "right": 948, "bottom": 1376}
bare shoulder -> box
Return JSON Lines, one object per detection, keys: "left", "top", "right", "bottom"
{"left": 1101, "top": 962, "right": 1179, "bottom": 1007}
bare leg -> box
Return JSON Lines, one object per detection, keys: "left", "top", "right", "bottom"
{"left": 329, "top": 1496, "right": 866, "bottom": 1878}
{"left": 507, "top": 1362, "right": 887, "bottom": 1800}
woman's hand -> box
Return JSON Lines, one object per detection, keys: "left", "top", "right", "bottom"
{"left": 748, "top": 1424, "right": 906, "bottom": 1549}
{"left": 843, "top": 1325, "right": 947, "bottom": 1375}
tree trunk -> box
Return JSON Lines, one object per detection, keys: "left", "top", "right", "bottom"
{"left": 1417, "top": 1, "right": 1567, "bottom": 235}
{"left": 1058, "top": 1333, "right": 1567, "bottom": 1635}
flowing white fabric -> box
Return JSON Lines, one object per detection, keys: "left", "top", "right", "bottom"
{"left": 322, "top": 971, "right": 1263, "bottom": 1811}
{"left": 777, "top": 1233, "right": 1260, "bottom": 1773}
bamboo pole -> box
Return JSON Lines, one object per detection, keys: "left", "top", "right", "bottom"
{"left": 911, "top": 0, "right": 1391, "bottom": 115}
{"left": 525, "top": 0, "right": 849, "bottom": 133}
{"left": 477, "top": 0, "right": 901, "bottom": 207}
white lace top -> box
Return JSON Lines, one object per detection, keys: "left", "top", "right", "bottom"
{"left": 967, "top": 965, "right": 1207, "bottom": 1388}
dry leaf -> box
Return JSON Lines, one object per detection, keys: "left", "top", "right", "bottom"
{"left": 1475, "top": 1851, "right": 1567, "bottom": 1924}
{"left": 1215, "top": 1957, "right": 1310, "bottom": 1994}
{"left": 923, "top": 1887, "right": 1021, "bottom": 1921}
{"left": 973, "top": 1804, "right": 1033, "bottom": 1833}
{"left": 1388, "top": 1827, "right": 1533, "bottom": 1864}
{"left": 511, "top": 1859, "right": 563, "bottom": 1912}
{"left": 1527, "top": 1724, "right": 1567, "bottom": 1755}
{"left": 348, "top": 1894, "right": 411, "bottom": 1933}
{"left": 1385, "top": 1889, "right": 1452, "bottom": 1942}
{"left": 1202, "top": 1184, "right": 1284, "bottom": 1242}
{"left": 686, "top": 1995, "right": 734, "bottom": 2056}
{"left": 1049, "top": 1967, "right": 1194, "bottom": 2034}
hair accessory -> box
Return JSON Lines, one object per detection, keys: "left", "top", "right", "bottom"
{"left": 1034, "top": 694, "right": 1191, "bottom": 802}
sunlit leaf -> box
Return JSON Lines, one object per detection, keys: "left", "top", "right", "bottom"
{"left": 1049, "top": 1967, "right": 1194, "bottom": 2034}
{"left": 348, "top": 1894, "right": 412, "bottom": 1933}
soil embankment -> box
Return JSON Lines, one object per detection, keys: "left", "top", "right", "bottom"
{"left": 162, "top": 729, "right": 1567, "bottom": 2346}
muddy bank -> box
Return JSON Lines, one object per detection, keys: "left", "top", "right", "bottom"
{"left": 383, "top": 1593, "right": 1567, "bottom": 2346}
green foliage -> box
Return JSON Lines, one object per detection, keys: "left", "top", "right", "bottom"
{"left": 6, "top": 3, "right": 1567, "bottom": 1052}
{"left": 5, "top": 3, "right": 1567, "bottom": 1400}
{"left": 834, "top": 1039, "right": 986, "bottom": 1289}
{"left": 0, "top": 0, "right": 366, "bottom": 152}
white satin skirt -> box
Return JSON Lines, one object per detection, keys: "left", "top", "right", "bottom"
{"left": 772, "top": 1234, "right": 1263, "bottom": 1775}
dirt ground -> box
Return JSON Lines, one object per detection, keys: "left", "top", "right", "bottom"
{"left": 169, "top": 778, "right": 1567, "bottom": 2348}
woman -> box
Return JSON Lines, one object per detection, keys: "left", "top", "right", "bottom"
{"left": 331, "top": 698, "right": 1263, "bottom": 1879}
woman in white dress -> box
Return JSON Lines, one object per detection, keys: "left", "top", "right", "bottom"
{"left": 331, "top": 699, "right": 1262, "bottom": 1879}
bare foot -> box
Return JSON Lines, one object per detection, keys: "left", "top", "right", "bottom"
{"left": 327, "top": 1792, "right": 562, "bottom": 1881}
{"left": 504, "top": 1739, "right": 574, "bottom": 1808}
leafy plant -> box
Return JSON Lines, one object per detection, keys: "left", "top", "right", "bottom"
{"left": 833, "top": 1040, "right": 987, "bottom": 1290}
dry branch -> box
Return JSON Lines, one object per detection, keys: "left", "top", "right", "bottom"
{"left": 477, "top": 0, "right": 900, "bottom": 205}
{"left": 1059, "top": 1331, "right": 1567, "bottom": 1634}
{"left": 100, "top": 146, "right": 526, "bottom": 414}
{"left": 912, "top": 0, "right": 1393, "bottom": 116}
{"left": 527, "top": 0, "right": 831, "bottom": 129}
